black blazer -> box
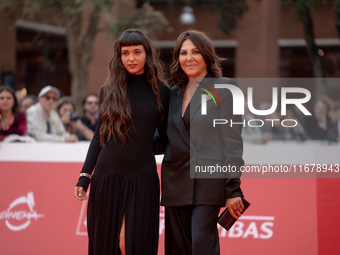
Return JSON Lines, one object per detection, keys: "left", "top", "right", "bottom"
{"left": 160, "top": 76, "right": 244, "bottom": 207}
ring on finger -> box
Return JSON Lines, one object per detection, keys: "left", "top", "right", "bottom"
{"left": 237, "top": 204, "right": 242, "bottom": 209}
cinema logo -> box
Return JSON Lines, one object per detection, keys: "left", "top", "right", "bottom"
{"left": 218, "top": 215, "right": 274, "bottom": 239}
{"left": 200, "top": 84, "right": 311, "bottom": 128}
{"left": 0, "top": 192, "right": 44, "bottom": 231}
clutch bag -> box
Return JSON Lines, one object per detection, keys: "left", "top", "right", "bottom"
{"left": 218, "top": 197, "right": 251, "bottom": 231}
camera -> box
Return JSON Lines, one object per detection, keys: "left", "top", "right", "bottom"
{"left": 70, "top": 111, "right": 79, "bottom": 121}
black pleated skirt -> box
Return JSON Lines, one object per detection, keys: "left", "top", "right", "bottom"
{"left": 87, "top": 168, "right": 160, "bottom": 255}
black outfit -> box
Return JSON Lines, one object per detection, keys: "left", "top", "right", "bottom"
{"left": 75, "top": 117, "right": 97, "bottom": 141}
{"left": 76, "top": 73, "right": 169, "bottom": 255}
{"left": 81, "top": 116, "right": 97, "bottom": 132}
{"left": 165, "top": 205, "right": 220, "bottom": 255}
{"left": 160, "top": 75, "right": 244, "bottom": 255}
{"left": 304, "top": 114, "right": 332, "bottom": 140}
{"left": 328, "top": 121, "right": 339, "bottom": 142}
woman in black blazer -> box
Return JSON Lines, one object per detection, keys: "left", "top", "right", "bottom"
{"left": 160, "top": 30, "right": 244, "bottom": 255}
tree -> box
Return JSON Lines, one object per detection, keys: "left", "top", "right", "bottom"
{"left": 335, "top": 0, "right": 340, "bottom": 38}
{"left": 281, "top": 0, "right": 330, "bottom": 97}
{"left": 0, "top": 0, "right": 168, "bottom": 111}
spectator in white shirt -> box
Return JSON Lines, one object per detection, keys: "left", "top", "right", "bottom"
{"left": 26, "top": 85, "right": 78, "bottom": 142}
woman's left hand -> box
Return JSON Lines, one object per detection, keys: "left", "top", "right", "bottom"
{"left": 74, "top": 186, "right": 88, "bottom": 201}
{"left": 226, "top": 197, "right": 244, "bottom": 219}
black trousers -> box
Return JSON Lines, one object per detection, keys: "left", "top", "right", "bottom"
{"left": 165, "top": 205, "right": 221, "bottom": 255}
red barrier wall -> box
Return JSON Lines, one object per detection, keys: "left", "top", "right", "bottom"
{"left": 1, "top": 143, "right": 340, "bottom": 255}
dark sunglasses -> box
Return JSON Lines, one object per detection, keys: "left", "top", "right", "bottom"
{"left": 44, "top": 96, "right": 57, "bottom": 102}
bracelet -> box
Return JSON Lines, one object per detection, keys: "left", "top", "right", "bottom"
{"left": 79, "top": 173, "right": 91, "bottom": 179}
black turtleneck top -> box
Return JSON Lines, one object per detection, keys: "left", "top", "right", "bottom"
{"left": 76, "top": 72, "right": 169, "bottom": 190}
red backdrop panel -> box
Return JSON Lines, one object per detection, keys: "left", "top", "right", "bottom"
{"left": 2, "top": 161, "right": 337, "bottom": 255}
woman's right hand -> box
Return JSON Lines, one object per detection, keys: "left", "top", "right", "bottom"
{"left": 74, "top": 186, "right": 88, "bottom": 201}
{"left": 226, "top": 197, "right": 244, "bottom": 219}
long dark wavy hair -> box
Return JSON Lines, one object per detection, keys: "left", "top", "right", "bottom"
{"left": 0, "top": 85, "right": 18, "bottom": 116}
{"left": 100, "top": 28, "right": 167, "bottom": 146}
{"left": 170, "top": 30, "right": 225, "bottom": 86}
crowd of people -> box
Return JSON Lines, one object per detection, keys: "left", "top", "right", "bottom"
{"left": 0, "top": 84, "right": 99, "bottom": 143}
{"left": 1, "top": 84, "right": 339, "bottom": 144}
{"left": 1, "top": 83, "right": 339, "bottom": 144}
{"left": 242, "top": 97, "right": 340, "bottom": 144}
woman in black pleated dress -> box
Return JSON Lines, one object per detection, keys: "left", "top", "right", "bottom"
{"left": 74, "top": 28, "right": 169, "bottom": 255}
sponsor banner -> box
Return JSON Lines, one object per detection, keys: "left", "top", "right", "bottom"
{"left": 0, "top": 161, "right": 322, "bottom": 255}
{"left": 1, "top": 143, "right": 340, "bottom": 254}
{"left": 0, "top": 161, "right": 86, "bottom": 255}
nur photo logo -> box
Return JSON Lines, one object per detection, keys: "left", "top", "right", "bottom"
{"left": 199, "top": 81, "right": 312, "bottom": 128}
{"left": 198, "top": 82, "right": 222, "bottom": 115}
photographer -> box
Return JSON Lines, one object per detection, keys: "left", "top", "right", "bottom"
{"left": 56, "top": 96, "right": 94, "bottom": 141}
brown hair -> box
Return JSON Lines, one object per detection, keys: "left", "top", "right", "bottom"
{"left": 56, "top": 96, "right": 76, "bottom": 114}
{"left": 0, "top": 85, "right": 18, "bottom": 116}
{"left": 100, "top": 28, "right": 167, "bottom": 145}
{"left": 170, "top": 30, "right": 225, "bottom": 86}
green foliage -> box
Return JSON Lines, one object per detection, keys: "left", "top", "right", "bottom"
{"left": 169, "top": 0, "right": 200, "bottom": 9}
{"left": 109, "top": 3, "right": 168, "bottom": 40}
{"left": 212, "top": 0, "right": 249, "bottom": 35}
{"left": 0, "top": 0, "right": 112, "bottom": 26}
{"left": 169, "top": 0, "right": 258, "bottom": 35}
{"left": 0, "top": 0, "right": 169, "bottom": 102}
{"left": 1, "top": 0, "right": 168, "bottom": 39}
{"left": 335, "top": 0, "right": 340, "bottom": 26}
{"left": 281, "top": 0, "right": 331, "bottom": 21}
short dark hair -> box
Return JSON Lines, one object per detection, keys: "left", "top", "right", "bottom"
{"left": 170, "top": 30, "right": 225, "bottom": 86}
{"left": 82, "top": 93, "right": 99, "bottom": 106}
